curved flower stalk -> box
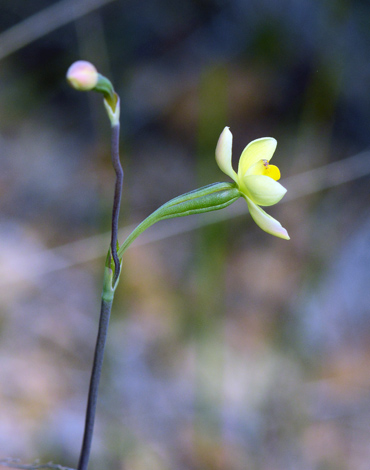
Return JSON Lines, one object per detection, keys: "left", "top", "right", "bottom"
{"left": 66, "top": 60, "right": 119, "bottom": 122}
{"left": 67, "top": 60, "right": 122, "bottom": 285}
{"left": 67, "top": 60, "right": 123, "bottom": 470}
{"left": 216, "top": 127, "right": 290, "bottom": 240}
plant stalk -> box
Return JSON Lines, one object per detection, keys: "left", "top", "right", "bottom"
{"left": 110, "top": 122, "right": 123, "bottom": 285}
{"left": 77, "top": 297, "right": 113, "bottom": 470}
{"left": 78, "top": 117, "right": 123, "bottom": 470}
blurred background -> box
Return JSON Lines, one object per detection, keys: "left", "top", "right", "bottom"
{"left": 1, "top": 0, "right": 370, "bottom": 469}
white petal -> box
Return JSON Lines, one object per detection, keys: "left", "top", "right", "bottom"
{"left": 243, "top": 175, "right": 287, "bottom": 206}
{"left": 215, "top": 127, "right": 237, "bottom": 182}
{"left": 238, "top": 137, "right": 277, "bottom": 177}
{"left": 245, "top": 197, "right": 290, "bottom": 240}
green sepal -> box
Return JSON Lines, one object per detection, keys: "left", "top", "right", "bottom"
{"left": 158, "top": 182, "right": 240, "bottom": 219}
{"left": 117, "top": 182, "right": 241, "bottom": 258}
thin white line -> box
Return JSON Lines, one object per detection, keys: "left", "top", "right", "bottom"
{"left": 1, "top": 149, "right": 370, "bottom": 285}
{"left": 0, "top": 0, "right": 116, "bottom": 61}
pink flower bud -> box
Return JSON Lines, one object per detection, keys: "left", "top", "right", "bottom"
{"left": 66, "top": 61, "right": 98, "bottom": 91}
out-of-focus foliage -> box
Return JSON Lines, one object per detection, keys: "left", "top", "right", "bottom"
{"left": 1, "top": 1, "right": 370, "bottom": 469}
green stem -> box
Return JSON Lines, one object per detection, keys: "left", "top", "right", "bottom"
{"left": 117, "top": 182, "right": 240, "bottom": 258}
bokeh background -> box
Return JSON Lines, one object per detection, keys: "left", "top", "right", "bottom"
{"left": 1, "top": 0, "right": 370, "bottom": 469}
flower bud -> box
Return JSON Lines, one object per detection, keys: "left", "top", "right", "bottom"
{"left": 66, "top": 61, "right": 98, "bottom": 91}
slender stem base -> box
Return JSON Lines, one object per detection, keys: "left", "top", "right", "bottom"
{"left": 77, "top": 298, "right": 113, "bottom": 470}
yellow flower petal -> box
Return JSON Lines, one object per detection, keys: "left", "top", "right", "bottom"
{"left": 243, "top": 175, "right": 287, "bottom": 206}
{"left": 215, "top": 127, "right": 237, "bottom": 182}
{"left": 245, "top": 197, "right": 290, "bottom": 240}
{"left": 238, "top": 137, "right": 277, "bottom": 178}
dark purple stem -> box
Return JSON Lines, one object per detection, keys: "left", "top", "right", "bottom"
{"left": 77, "top": 298, "right": 112, "bottom": 470}
{"left": 78, "top": 121, "right": 123, "bottom": 470}
{"left": 110, "top": 122, "right": 123, "bottom": 284}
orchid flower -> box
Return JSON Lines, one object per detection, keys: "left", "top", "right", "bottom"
{"left": 216, "top": 127, "right": 289, "bottom": 240}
